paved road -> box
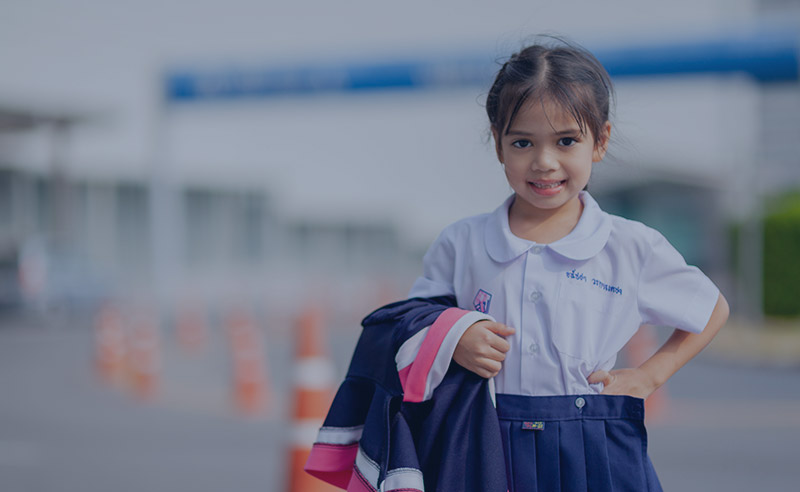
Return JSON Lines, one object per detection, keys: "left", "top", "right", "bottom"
{"left": 648, "top": 359, "right": 800, "bottom": 491}
{"left": 1, "top": 310, "right": 798, "bottom": 491}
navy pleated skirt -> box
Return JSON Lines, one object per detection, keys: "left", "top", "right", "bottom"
{"left": 495, "top": 394, "right": 663, "bottom": 492}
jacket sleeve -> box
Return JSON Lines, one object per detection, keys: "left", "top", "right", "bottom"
{"left": 387, "top": 299, "right": 494, "bottom": 402}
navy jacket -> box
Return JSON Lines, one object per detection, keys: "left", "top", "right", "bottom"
{"left": 305, "top": 296, "right": 508, "bottom": 492}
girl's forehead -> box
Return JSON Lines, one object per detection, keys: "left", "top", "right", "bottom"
{"left": 509, "top": 98, "right": 582, "bottom": 133}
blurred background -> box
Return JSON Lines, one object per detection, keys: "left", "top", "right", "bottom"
{"left": 1, "top": 0, "right": 799, "bottom": 490}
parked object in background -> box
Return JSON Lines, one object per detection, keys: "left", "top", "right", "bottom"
{"left": 13, "top": 237, "right": 113, "bottom": 315}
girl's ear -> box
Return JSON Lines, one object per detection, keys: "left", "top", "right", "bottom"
{"left": 592, "top": 121, "right": 612, "bottom": 162}
{"left": 492, "top": 128, "right": 504, "bottom": 164}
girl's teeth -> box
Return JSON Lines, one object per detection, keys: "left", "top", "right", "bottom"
{"left": 532, "top": 181, "right": 562, "bottom": 189}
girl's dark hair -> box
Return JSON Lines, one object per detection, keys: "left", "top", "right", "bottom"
{"left": 486, "top": 38, "right": 614, "bottom": 146}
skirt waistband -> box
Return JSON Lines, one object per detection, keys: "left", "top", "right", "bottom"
{"left": 495, "top": 394, "right": 644, "bottom": 421}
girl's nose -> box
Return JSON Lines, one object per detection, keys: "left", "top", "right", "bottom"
{"left": 530, "top": 149, "right": 558, "bottom": 172}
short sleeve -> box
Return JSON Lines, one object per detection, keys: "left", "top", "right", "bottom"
{"left": 408, "top": 226, "right": 457, "bottom": 298}
{"left": 637, "top": 230, "right": 719, "bottom": 333}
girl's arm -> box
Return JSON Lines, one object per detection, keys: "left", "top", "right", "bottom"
{"left": 589, "top": 292, "right": 729, "bottom": 399}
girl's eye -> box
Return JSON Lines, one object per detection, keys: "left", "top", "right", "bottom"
{"left": 511, "top": 140, "right": 532, "bottom": 149}
{"left": 559, "top": 137, "right": 577, "bottom": 147}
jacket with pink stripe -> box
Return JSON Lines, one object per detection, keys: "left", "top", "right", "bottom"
{"left": 304, "top": 296, "right": 507, "bottom": 492}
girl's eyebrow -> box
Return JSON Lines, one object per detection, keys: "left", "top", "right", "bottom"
{"left": 506, "top": 128, "right": 581, "bottom": 137}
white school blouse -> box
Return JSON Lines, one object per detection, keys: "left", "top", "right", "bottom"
{"left": 405, "top": 191, "right": 720, "bottom": 397}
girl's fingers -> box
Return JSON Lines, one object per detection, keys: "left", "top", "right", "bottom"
{"left": 481, "top": 322, "right": 513, "bottom": 353}
{"left": 587, "top": 370, "right": 611, "bottom": 385}
{"left": 479, "top": 344, "right": 507, "bottom": 362}
{"left": 480, "top": 358, "right": 502, "bottom": 377}
{"left": 486, "top": 322, "right": 516, "bottom": 337}
{"left": 489, "top": 335, "right": 511, "bottom": 353}
{"left": 465, "top": 358, "right": 501, "bottom": 379}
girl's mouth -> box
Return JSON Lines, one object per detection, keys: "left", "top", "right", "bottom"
{"left": 529, "top": 180, "right": 566, "bottom": 195}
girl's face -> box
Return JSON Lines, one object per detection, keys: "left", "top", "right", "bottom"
{"left": 494, "top": 98, "right": 610, "bottom": 220}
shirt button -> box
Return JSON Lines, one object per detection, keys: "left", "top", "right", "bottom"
{"left": 529, "top": 291, "right": 542, "bottom": 302}
{"left": 575, "top": 397, "right": 586, "bottom": 409}
{"left": 527, "top": 342, "right": 539, "bottom": 354}
{"left": 532, "top": 246, "right": 543, "bottom": 254}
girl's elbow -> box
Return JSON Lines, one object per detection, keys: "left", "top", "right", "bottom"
{"left": 710, "top": 293, "right": 730, "bottom": 332}
{"left": 717, "top": 293, "right": 730, "bottom": 322}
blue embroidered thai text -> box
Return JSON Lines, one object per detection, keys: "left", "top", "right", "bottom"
{"left": 565, "top": 269, "right": 587, "bottom": 282}
{"left": 592, "top": 278, "right": 622, "bottom": 295}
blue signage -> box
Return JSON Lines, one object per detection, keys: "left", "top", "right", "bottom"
{"left": 165, "top": 26, "right": 799, "bottom": 103}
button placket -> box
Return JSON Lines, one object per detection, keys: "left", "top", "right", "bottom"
{"left": 519, "top": 246, "right": 551, "bottom": 394}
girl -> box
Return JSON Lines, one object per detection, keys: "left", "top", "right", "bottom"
{"left": 405, "top": 40, "right": 729, "bottom": 490}
{"left": 306, "top": 39, "right": 729, "bottom": 492}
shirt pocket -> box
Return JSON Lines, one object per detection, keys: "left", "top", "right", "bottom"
{"left": 553, "top": 277, "right": 621, "bottom": 364}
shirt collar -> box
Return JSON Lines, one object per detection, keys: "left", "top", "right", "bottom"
{"left": 484, "top": 191, "right": 612, "bottom": 262}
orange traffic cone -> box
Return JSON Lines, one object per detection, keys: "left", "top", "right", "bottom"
{"left": 175, "top": 302, "right": 209, "bottom": 354}
{"left": 625, "top": 325, "right": 668, "bottom": 422}
{"left": 126, "top": 310, "right": 162, "bottom": 401}
{"left": 226, "top": 309, "right": 270, "bottom": 416}
{"left": 93, "top": 302, "right": 126, "bottom": 385}
{"left": 289, "top": 308, "right": 338, "bottom": 492}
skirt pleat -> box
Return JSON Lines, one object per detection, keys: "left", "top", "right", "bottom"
{"left": 582, "top": 418, "right": 613, "bottom": 490}
{"left": 558, "top": 419, "right": 587, "bottom": 491}
{"left": 535, "top": 418, "right": 560, "bottom": 492}
{"left": 500, "top": 417, "right": 537, "bottom": 491}
{"left": 495, "top": 394, "right": 663, "bottom": 492}
{"left": 604, "top": 418, "right": 647, "bottom": 491}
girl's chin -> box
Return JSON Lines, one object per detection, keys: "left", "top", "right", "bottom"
{"left": 512, "top": 189, "right": 583, "bottom": 214}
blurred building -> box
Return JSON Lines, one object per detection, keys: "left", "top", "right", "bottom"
{"left": 0, "top": 0, "right": 798, "bottom": 314}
